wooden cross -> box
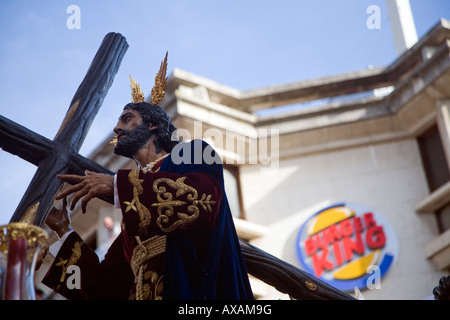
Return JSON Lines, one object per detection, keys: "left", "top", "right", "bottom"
{"left": 0, "top": 32, "right": 128, "bottom": 227}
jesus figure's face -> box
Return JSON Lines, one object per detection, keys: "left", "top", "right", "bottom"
{"left": 113, "top": 109, "right": 153, "bottom": 158}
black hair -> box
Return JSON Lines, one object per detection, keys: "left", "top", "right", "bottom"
{"left": 123, "top": 102, "right": 179, "bottom": 154}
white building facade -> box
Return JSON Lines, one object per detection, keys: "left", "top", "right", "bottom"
{"left": 38, "top": 19, "right": 450, "bottom": 300}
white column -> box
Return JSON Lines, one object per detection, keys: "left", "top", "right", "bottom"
{"left": 437, "top": 99, "right": 450, "bottom": 170}
{"left": 385, "top": 0, "right": 418, "bottom": 56}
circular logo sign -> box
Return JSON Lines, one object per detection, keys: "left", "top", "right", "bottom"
{"left": 296, "top": 202, "right": 398, "bottom": 291}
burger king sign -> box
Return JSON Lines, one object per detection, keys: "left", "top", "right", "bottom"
{"left": 296, "top": 202, "right": 398, "bottom": 291}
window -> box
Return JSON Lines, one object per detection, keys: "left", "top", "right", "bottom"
{"left": 436, "top": 204, "right": 450, "bottom": 233}
{"left": 418, "top": 125, "right": 450, "bottom": 233}
{"left": 417, "top": 125, "right": 450, "bottom": 192}
{"left": 223, "top": 165, "right": 244, "bottom": 219}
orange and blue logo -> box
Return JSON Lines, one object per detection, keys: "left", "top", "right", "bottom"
{"left": 296, "top": 202, "right": 398, "bottom": 291}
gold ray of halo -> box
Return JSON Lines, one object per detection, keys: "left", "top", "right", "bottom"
{"left": 129, "top": 75, "right": 145, "bottom": 103}
{"left": 151, "top": 51, "right": 168, "bottom": 105}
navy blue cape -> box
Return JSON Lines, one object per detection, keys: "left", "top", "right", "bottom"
{"left": 160, "top": 140, "right": 253, "bottom": 300}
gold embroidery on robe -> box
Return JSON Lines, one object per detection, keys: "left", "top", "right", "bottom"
{"left": 126, "top": 169, "right": 151, "bottom": 237}
{"left": 151, "top": 177, "right": 216, "bottom": 232}
{"left": 124, "top": 170, "right": 216, "bottom": 234}
{"left": 130, "top": 235, "right": 166, "bottom": 300}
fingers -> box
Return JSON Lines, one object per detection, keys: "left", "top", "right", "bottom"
{"left": 62, "top": 196, "right": 68, "bottom": 210}
{"left": 72, "top": 185, "right": 103, "bottom": 213}
{"left": 55, "top": 171, "right": 113, "bottom": 214}
{"left": 81, "top": 190, "right": 96, "bottom": 214}
{"left": 55, "top": 173, "right": 86, "bottom": 200}
{"left": 55, "top": 173, "right": 87, "bottom": 209}
{"left": 55, "top": 182, "right": 85, "bottom": 200}
{"left": 46, "top": 197, "right": 70, "bottom": 232}
{"left": 57, "top": 173, "right": 85, "bottom": 183}
{"left": 70, "top": 186, "right": 89, "bottom": 211}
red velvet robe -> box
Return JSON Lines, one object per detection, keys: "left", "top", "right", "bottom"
{"left": 42, "top": 154, "right": 222, "bottom": 299}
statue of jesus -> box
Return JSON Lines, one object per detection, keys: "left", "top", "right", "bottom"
{"left": 40, "top": 54, "right": 254, "bottom": 300}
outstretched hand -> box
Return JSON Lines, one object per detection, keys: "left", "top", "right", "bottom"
{"left": 46, "top": 197, "right": 72, "bottom": 238}
{"left": 56, "top": 170, "right": 114, "bottom": 213}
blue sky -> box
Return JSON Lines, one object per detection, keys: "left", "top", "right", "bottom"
{"left": 0, "top": 0, "right": 449, "bottom": 225}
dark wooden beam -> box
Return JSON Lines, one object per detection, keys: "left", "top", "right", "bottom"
{"left": 0, "top": 115, "right": 53, "bottom": 166}
{"left": 5, "top": 32, "right": 128, "bottom": 226}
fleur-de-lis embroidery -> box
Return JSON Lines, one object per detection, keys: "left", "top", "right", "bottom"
{"left": 151, "top": 177, "right": 216, "bottom": 232}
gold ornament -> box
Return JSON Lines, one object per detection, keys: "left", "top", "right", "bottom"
{"left": 111, "top": 52, "right": 169, "bottom": 147}
{"left": 110, "top": 135, "right": 118, "bottom": 147}
{"left": 129, "top": 75, "right": 145, "bottom": 103}
{"left": 128, "top": 51, "right": 168, "bottom": 105}
{"left": 150, "top": 51, "right": 168, "bottom": 106}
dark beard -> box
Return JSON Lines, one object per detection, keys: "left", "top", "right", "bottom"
{"left": 113, "top": 123, "right": 152, "bottom": 158}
